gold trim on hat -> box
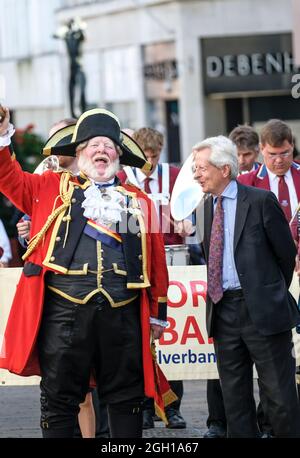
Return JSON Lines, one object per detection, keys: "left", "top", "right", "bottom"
{"left": 141, "top": 161, "right": 152, "bottom": 172}
{"left": 122, "top": 134, "right": 145, "bottom": 160}
{"left": 42, "top": 125, "right": 75, "bottom": 156}
{"left": 121, "top": 133, "right": 152, "bottom": 171}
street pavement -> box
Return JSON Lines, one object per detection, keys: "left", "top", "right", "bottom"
{"left": 0, "top": 380, "right": 208, "bottom": 438}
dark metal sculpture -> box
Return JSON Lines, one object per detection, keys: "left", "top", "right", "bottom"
{"left": 54, "top": 18, "right": 87, "bottom": 118}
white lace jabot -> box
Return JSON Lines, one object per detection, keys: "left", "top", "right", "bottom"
{"left": 81, "top": 182, "right": 126, "bottom": 227}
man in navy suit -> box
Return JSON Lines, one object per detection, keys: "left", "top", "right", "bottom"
{"left": 204, "top": 125, "right": 263, "bottom": 438}
{"left": 194, "top": 135, "right": 300, "bottom": 437}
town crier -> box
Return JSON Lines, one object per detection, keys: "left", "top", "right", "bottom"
{"left": 0, "top": 107, "right": 174, "bottom": 438}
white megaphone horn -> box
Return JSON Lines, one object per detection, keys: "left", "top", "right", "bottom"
{"left": 170, "top": 153, "right": 204, "bottom": 221}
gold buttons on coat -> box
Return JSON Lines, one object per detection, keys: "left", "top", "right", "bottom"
{"left": 56, "top": 236, "right": 61, "bottom": 242}
{"left": 50, "top": 256, "right": 55, "bottom": 262}
{"left": 71, "top": 198, "right": 76, "bottom": 203}
{"left": 140, "top": 275, "right": 144, "bottom": 280}
{"left": 138, "top": 255, "right": 142, "bottom": 260}
{"left": 137, "top": 232, "right": 141, "bottom": 238}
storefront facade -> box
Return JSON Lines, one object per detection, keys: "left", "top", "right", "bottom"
{"left": 202, "top": 32, "right": 300, "bottom": 145}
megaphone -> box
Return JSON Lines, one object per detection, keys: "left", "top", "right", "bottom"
{"left": 170, "top": 153, "right": 204, "bottom": 221}
{"left": 34, "top": 155, "right": 60, "bottom": 175}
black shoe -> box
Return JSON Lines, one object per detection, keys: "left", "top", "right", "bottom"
{"left": 142, "top": 410, "right": 154, "bottom": 429}
{"left": 203, "top": 423, "right": 226, "bottom": 438}
{"left": 165, "top": 408, "right": 186, "bottom": 429}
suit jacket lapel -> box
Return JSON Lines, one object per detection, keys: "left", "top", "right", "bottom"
{"left": 234, "top": 183, "right": 249, "bottom": 251}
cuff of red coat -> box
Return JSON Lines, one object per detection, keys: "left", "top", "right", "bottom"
{"left": 157, "top": 296, "right": 168, "bottom": 322}
{"left": 0, "top": 123, "right": 15, "bottom": 147}
{"left": 150, "top": 317, "right": 168, "bottom": 328}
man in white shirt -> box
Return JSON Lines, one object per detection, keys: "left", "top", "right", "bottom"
{"left": 118, "top": 128, "right": 184, "bottom": 246}
{"left": 238, "top": 119, "right": 300, "bottom": 224}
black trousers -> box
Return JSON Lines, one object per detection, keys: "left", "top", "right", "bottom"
{"left": 206, "top": 379, "right": 226, "bottom": 428}
{"left": 213, "top": 292, "right": 300, "bottom": 438}
{"left": 206, "top": 378, "right": 274, "bottom": 434}
{"left": 38, "top": 291, "right": 144, "bottom": 437}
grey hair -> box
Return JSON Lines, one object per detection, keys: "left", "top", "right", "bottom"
{"left": 76, "top": 141, "right": 88, "bottom": 155}
{"left": 192, "top": 135, "right": 239, "bottom": 179}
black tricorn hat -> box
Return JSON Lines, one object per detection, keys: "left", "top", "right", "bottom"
{"left": 43, "top": 108, "right": 152, "bottom": 172}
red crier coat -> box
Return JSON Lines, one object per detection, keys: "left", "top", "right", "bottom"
{"left": 118, "top": 164, "right": 183, "bottom": 246}
{"left": 0, "top": 146, "right": 173, "bottom": 415}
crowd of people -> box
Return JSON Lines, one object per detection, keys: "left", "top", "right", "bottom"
{"left": 0, "top": 104, "right": 300, "bottom": 438}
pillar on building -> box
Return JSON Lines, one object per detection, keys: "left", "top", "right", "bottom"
{"left": 176, "top": 31, "right": 205, "bottom": 161}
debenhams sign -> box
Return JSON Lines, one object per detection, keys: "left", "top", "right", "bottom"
{"left": 202, "top": 33, "right": 299, "bottom": 94}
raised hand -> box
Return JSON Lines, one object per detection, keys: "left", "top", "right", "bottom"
{"left": 17, "top": 219, "right": 31, "bottom": 240}
{"left": 0, "top": 105, "right": 10, "bottom": 137}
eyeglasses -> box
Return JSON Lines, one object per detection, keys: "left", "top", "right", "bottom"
{"left": 266, "top": 151, "right": 292, "bottom": 160}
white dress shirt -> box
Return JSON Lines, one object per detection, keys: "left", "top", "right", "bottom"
{"left": 135, "top": 167, "right": 161, "bottom": 221}
{"left": 213, "top": 180, "right": 241, "bottom": 291}
{"left": 135, "top": 167, "right": 159, "bottom": 194}
{"left": 267, "top": 168, "right": 298, "bottom": 217}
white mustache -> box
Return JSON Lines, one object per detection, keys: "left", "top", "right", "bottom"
{"left": 78, "top": 154, "right": 120, "bottom": 181}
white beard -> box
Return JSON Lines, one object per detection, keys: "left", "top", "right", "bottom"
{"left": 78, "top": 154, "right": 120, "bottom": 181}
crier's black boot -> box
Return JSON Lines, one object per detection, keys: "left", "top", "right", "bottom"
{"left": 107, "top": 401, "right": 143, "bottom": 438}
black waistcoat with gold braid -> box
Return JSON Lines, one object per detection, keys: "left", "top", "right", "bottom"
{"left": 39, "top": 176, "right": 150, "bottom": 307}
